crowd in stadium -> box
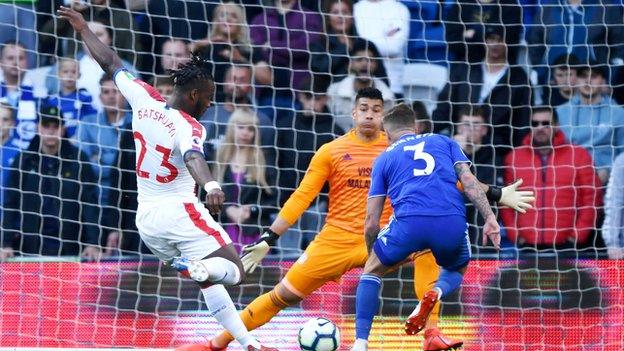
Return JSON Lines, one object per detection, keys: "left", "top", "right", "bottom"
{"left": 0, "top": 0, "right": 623, "bottom": 261}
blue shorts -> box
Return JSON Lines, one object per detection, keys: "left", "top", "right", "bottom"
{"left": 373, "top": 215, "right": 470, "bottom": 271}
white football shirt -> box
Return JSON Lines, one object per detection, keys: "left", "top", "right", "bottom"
{"left": 113, "top": 69, "right": 206, "bottom": 204}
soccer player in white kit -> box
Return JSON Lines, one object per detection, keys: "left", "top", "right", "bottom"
{"left": 58, "top": 7, "right": 277, "bottom": 351}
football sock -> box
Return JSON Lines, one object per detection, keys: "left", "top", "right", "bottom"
{"left": 434, "top": 269, "right": 463, "bottom": 299}
{"left": 201, "top": 284, "right": 260, "bottom": 349}
{"left": 413, "top": 252, "right": 441, "bottom": 325}
{"left": 355, "top": 274, "right": 382, "bottom": 341}
{"left": 213, "top": 289, "right": 287, "bottom": 347}
{"left": 199, "top": 257, "right": 241, "bottom": 285}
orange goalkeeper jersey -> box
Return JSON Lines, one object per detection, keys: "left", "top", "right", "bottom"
{"left": 278, "top": 130, "right": 392, "bottom": 235}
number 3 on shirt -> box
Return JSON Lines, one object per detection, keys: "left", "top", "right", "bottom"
{"left": 404, "top": 141, "right": 435, "bottom": 176}
{"left": 134, "top": 131, "right": 179, "bottom": 183}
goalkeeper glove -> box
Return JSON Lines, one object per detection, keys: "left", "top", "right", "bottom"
{"left": 241, "top": 228, "right": 280, "bottom": 273}
{"left": 488, "top": 179, "right": 535, "bottom": 213}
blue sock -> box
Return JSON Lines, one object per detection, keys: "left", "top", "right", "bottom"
{"left": 434, "top": 269, "right": 463, "bottom": 298}
{"left": 355, "top": 274, "right": 381, "bottom": 341}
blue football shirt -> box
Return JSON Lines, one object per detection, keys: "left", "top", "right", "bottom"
{"left": 369, "top": 133, "right": 470, "bottom": 218}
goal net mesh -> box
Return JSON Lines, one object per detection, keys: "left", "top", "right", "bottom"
{"left": 0, "top": 0, "right": 623, "bottom": 350}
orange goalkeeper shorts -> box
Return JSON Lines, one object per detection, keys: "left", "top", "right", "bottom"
{"left": 283, "top": 224, "right": 368, "bottom": 298}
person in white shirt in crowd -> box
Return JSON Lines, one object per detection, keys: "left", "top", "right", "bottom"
{"left": 353, "top": 0, "right": 409, "bottom": 97}
{"left": 327, "top": 40, "right": 394, "bottom": 131}
{"left": 603, "top": 152, "right": 624, "bottom": 259}
{"left": 0, "top": 41, "right": 43, "bottom": 149}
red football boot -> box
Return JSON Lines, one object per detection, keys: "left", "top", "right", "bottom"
{"left": 405, "top": 289, "right": 439, "bottom": 335}
{"left": 423, "top": 328, "right": 463, "bottom": 351}
{"left": 174, "top": 340, "right": 226, "bottom": 351}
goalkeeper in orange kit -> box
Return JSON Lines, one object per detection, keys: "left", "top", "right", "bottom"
{"left": 176, "top": 88, "right": 534, "bottom": 351}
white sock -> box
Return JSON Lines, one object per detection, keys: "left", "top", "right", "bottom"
{"left": 352, "top": 338, "right": 368, "bottom": 351}
{"left": 201, "top": 284, "right": 260, "bottom": 349}
{"left": 199, "top": 257, "right": 242, "bottom": 285}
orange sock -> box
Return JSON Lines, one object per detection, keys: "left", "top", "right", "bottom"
{"left": 213, "top": 289, "right": 289, "bottom": 347}
{"left": 413, "top": 251, "right": 441, "bottom": 328}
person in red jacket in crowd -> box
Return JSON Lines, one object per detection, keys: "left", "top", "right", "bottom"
{"left": 500, "top": 106, "right": 603, "bottom": 250}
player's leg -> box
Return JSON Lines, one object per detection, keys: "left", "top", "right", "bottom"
{"left": 412, "top": 251, "right": 463, "bottom": 351}
{"left": 353, "top": 219, "right": 425, "bottom": 351}
{"left": 405, "top": 216, "right": 470, "bottom": 339}
{"left": 412, "top": 251, "right": 441, "bottom": 330}
{"left": 169, "top": 202, "right": 269, "bottom": 350}
{"left": 213, "top": 226, "right": 361, "bottom": 348}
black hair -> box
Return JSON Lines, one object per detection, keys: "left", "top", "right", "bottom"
{"left": 383, "top": 103, "right": 416, "bottom": 132}
{"left": 552, "top": 54, "right": 580, "bottom": 69}
{"left": 99, "top": 72, "right": 114, "bottom": 86}
{"left": 300, "top": 74, "right": 330, "bottom": 95}
{"left": 170, "top": 54, "right": 215, "bottom": 91}
{"left": 349, "top": 39, "right": 381, "bottom": 59}
{"left": 458, "top": 104, "right": 490, "bottom": 123}
{"left": 532, "top": 105, "right": 559, "bottom": 124}
{"left": 0, "top": 101, "right": 16, "bottom": 122}
{"left": 0, "top": 40, "right": 26, "bottom": 57}
{"left": 578, "top": 60, "right": 608, "bottom": 80}
{"left": 355, "top": 87, "right": 383, "bottom": 103}
{"left": 412, "top": 100, "right": 432, "bottom": 133}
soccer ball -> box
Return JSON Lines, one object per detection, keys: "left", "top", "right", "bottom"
{"left": 298, "top": 317, "right": 340, "bottom": 351}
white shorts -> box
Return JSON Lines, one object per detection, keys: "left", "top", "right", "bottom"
{"left": 135, "top": 201, "right": 232, "bottom": 261}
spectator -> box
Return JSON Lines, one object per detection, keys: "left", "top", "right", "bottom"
{"left": 500, "top": 106, "right": 602, "bottom": 250}
{"left": 402, "top": 0, "right": 453, "bottom": 63}
{"left": 213, "top": 109, "right": 277, "bottom": 253}
{"left": 47, "top": 57, "right": 97, "bottom": 138}
{"left": 453, "top": 105, "right": 500, "bottom": 243}
{"left": 311, "top": 0, "right": 387, "bottom": 81}
{"left": 603, "top": 152, "right": 624, "bottom": 259}
{"left": 249, "top": 0, "right": 322, "bottom": 91}
{"left": 195, "top": 2, "right": 252, "bottom": 92}
{"left": 528, "top": 0, "right": 624, "bottom": 84}
{"left": 38, "top": 0, "right": 139, "bottom": 66}
{"left": 277, "top": 75, "right": 344, "bottom": 202}
{"left": 0, "top": 41, "right": 40, "bottom": 148}
{"left": 75, "top": 20, "right": 136, "bottom": 110}
{"left": 152, "top": 76, "right": 174, "bottom": 100}
{"left": 327, "top": 40, "right": 394, "bottom": 131}
{"left": 445, "top": 0, "right": 523, "bottom": 63}
{"left": 103, "top": 121, "right": 145, "bottom": 256}
{"left": 0, "top": 103, "right": 20, "bottom": 217}
{"left": 353, "top": 0, "right": 409, "bottom": 96}
{"left": 136, "top": 0, "right": 214, "bottom": 76}
{"left": 539, "top": 54, "right": 581, "bottom": 107}
{"left": 557, "top": 63, "right": 624, "bottom": 184}
{"left": 277, "top": 76, "right": 344, "bottom": 247}
{"left": 0, "top": 3, "right": 36, "bottom": 68}
{"left": 1, "top": 104, "right": 101, "bottom": 261}
{"left": 159, "top": 39, "right": 190, "bottom": 75}
{"left": 412, "top": 100, "right": 432, "bottom": 133}
{"left": 432, "top": 25, "right": 531, "bottom": 161}
{"left": 200, "top": 64, "right": 276, "bottom": 165}
{"left": 75, "top": 74, "right": 131, "bottom": 206}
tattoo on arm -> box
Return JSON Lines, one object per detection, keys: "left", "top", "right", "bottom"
{"left": 455, "top": 163, "right": 495, "bottom": 220}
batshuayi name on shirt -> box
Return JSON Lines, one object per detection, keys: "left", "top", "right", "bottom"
{"left": 136, "top": 108, "right": 177, "bottom": 137}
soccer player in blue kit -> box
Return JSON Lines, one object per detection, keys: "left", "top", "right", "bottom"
{"left": 351, "top": 104, "right": 501, "bottom": 351}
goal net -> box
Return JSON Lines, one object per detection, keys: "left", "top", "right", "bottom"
{"left": 0, "top": 0, "right": 623, "bottom": 350}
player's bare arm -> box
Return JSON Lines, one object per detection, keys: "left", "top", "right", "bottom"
{"left": 364, "top": 197, "right": 385, "bottom": 253}
{"left": 184, "top": 151, "right": 224, "bottom": 215}
{"left": 57, "top": 6, "right": 123, "bottom": 76}
{"left": 455, "top": 162, "right": 501, "bottom": 249}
